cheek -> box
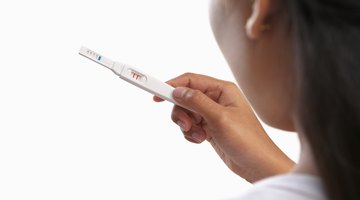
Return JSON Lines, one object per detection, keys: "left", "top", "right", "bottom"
{"left": 209, "top": 0, "right": 223, "bottom": 36}
{"left": 209, "top": 0, "right": 251, "bottom": 71}
{"left": 231, "top": 45, "right": 296, "bottom": 131}
{"left": 209, "top": 1, "right": 257, "bottom": 107}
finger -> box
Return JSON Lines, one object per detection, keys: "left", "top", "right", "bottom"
{"left": 166, "top": 73, "right": 241, "bottom": 107}
{"left": 166, "top": 73, "right": 226, "bottom": 94}
{"left": 174, "top": 106, "right": 203, "bottom": 125}
{"left": 172, "top": 87, "right": 223, "bottom": 121}
{"left": 171, "top": 106, "right": 193, "bottom": 132}
{"left": 153, "top": 96, "right": 165, "bottom": 102}
{"left": 189, "top": 112, "right": 203, "bottom": 125}
{"left": 182, "top": 124, "right": 207, "bottom": 144}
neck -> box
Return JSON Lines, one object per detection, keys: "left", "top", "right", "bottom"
{"left": 292, "top": 132, "right": 319, "bottom": 176}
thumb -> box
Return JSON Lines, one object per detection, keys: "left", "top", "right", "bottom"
{"left": 173, "top": 87, "right": 222, "bottom": 121}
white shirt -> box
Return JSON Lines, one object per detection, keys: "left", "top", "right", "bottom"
{"left": 231, "top": 173, "right": 327, "bottom": 200}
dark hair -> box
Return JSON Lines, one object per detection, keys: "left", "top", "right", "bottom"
{"left": 287, "top": 0, "right": 360, "bottom": 199}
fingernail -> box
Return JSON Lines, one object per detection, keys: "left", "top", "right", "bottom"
{"left": 177, "top": 121, "right": 186, "bottom": 132}
{"left": 192, "top": 132, "right": 205, "bottom": 143}
{"left": 173, "top": 87, "right": 187, "bottom": 99}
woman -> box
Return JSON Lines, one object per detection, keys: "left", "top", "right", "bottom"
{"left": 154, "top": 0, "right": 360, "bottom": 199}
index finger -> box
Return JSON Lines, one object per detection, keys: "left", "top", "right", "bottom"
{"left": 166, "top": 73, "right": 227, "bottom": 93}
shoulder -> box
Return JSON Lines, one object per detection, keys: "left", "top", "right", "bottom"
{"left": 230, "top": 173, "right": 327, "bottom": 200}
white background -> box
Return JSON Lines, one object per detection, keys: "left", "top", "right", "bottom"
{"left": 0, "top": 0, "right": 299, "bottom": 199}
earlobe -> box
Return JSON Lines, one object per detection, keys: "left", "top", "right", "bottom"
{"left": 245, "top": 13, "right": 259, "bottom": 40}
{"left": 245, "top": 0, "right": 272, "bottom": 40}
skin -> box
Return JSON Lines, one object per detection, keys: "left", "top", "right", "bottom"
{"left": 209, "top": 0, "right": 296, "bottom": 131}
{"left": 154, "top": 0, "right": 317, "bottom": 182}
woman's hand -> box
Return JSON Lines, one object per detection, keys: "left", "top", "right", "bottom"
{"left": 154, "top": 73, "right": 294, "bottom": 183}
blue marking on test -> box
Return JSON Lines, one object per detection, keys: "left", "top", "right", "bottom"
{"left": 98, "top": 56, "right": 102, "bottom": 61}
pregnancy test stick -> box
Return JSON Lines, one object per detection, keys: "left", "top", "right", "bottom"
{"left": 79, "top": 46, "right": 175, "bottom": 104}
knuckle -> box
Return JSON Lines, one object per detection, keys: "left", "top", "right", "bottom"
{"left": 214, "top": 110, "right": 231, "bottom": 126}
{"left": 182, "top": 72, "right": 196, "bottom": 77}
{"left": 182, "top": 130, "right": 192, "bottom": 137}
{"left": 184, "top": 135, "right": 195, "bottom": 143}
{"left": 224, "top": 81, "right": 240, "bottom": 93}
{"left": 225, "top": 81, "right": 238, "bottom": 89}
{"left": 171, "top": 112, "right": 178, "bottom": 123}
{"left": 179, "top": 72, "right": 192, "bottom": 79}
{"left": 192, "top": 113, "right": 203, "bottom": 125}
{"left": 192, "top": 89, "right": 203, "bottom": 97}
{"left": 180, "top": 72, "right": 200, "bottom": 80}
{"left": 183, "top": 133, "right": 200, "bottom": 144}
{"left": 188, "top": 90, "right": 204, "bottom": 102}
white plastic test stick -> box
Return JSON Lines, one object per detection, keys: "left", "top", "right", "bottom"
{"left": 79, "top": 46, "right": 176, "bottom": 104}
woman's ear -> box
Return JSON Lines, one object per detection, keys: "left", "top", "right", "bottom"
{"left": 246, "top": 0, "right": 274, "bottom": 40}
